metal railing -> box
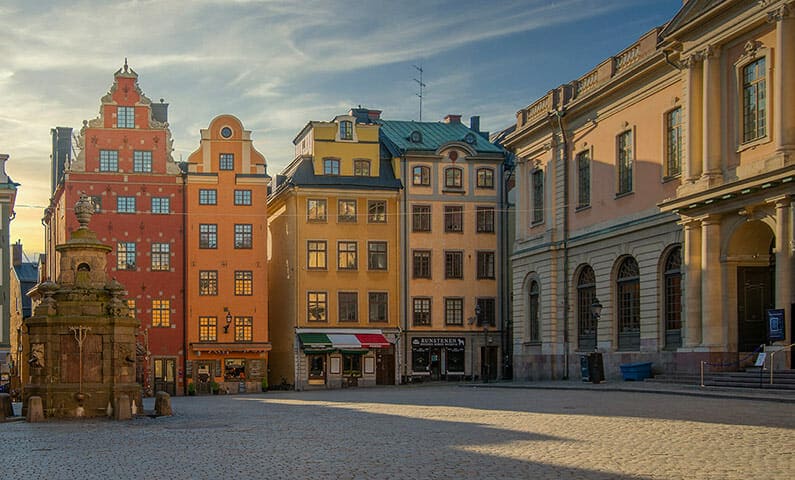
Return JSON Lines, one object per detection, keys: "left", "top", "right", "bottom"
{"left": 699, "top": 344, "right": 763, "bottom": 387}
{"left": 769, "top": 343, "right": 795, "bottom": 385}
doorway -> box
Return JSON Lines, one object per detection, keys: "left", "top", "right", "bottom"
{"left": 154, "top": 357, "right": 176, "bottom": 395}
{"left": 375, "top": 347, "right": 395, "bottom": 385}
{"left": 481, "top": 346, "right": 499, "bottom": 381}
{"left": 737, "top": 267, "right": 774, "bottom": 352}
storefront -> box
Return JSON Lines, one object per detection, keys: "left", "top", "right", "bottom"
{"left": 409, "top": 337, "right": 466, "bottom": 381}
{"left": 295, "top": 329, "right": 396, "bottom": 390}
{"left": 188, "top": 342, "right": 270, "bottom": 394}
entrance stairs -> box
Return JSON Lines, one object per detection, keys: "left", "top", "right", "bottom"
{"left": 646, "top": 369, "right": 795, "bottom": 391}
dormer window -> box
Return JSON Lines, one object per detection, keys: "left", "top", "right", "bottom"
{"left": 117, "top": 107, "right": 135, "bottom": 128}
{"left": 409, "top": 130, "right": 422, "bottom": 143}
{"left": 340, "top": 121, "right": 353, "bottom": 140}
{"left": 323, "top": 158, "right": 340, "bottom": 175}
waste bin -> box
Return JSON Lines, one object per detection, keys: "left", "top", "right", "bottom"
{"left": 579, "top": 355, "right": 591, "bottom": 382}
{"left": 588, "top": 352, "right": 604, "bottom": 384}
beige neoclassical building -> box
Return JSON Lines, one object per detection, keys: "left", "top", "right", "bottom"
{"left": 505, "top": 0, "right": 793, "bottom": 380}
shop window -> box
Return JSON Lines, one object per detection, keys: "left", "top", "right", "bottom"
{"left": 308, "top": 355, "right": 326, "bottom": 384}
{"left": 412, "top": 347, "right": 430, "bottom": 373}
{"left": 224, "top": 358, "right": 246, "bottom": 380}
{"left": 342, "top": 353, "right": 362, "bottom": 377}
{"left": 446, "top": 347, "right": 465, "bottom": 374}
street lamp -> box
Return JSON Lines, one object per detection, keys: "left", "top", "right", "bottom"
{"left": 588, "top": 297, "right": 605, "bottom": 384}
{"left": 590, "top": 297, "right": 602, "bottom": 351}
{"left": 223, "top": 310, "right": 233, "bottom": 334}
{"left": 471, "top": 305, "right": 482, "bottom": 383}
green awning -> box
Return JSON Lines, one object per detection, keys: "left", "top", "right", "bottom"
{"left": 298, "top": 332, "right": 332, "bottom": 349}
{"left": 339, "top": 349, "right": 367, "bottom": 355}
{"left": 304, "top": 348, "right": 334, "bottom": 355}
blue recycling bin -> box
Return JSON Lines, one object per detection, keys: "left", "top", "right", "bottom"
{"left": 619, "top": 362, "right": 653, "bottom": 381}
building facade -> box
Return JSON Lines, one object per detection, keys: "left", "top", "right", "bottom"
{"left": 380, "top": 115, "right": 508, "bottom": 382}
{"left": 9, "top": 242, "right": 38, "bottom": 394}
{"left": 43, "top": 62, "right": 186, "bottom": 394}
{"left": 185, "top": 115, "right": 271, "bottom": 394}
{"left": 268, "top": 109, "right": 401, "bottom": 390}
{"left": 0, "top": 154, "right": 18, "bottom": 384}
{"left": 506, "top": 0, "right": 794, "bottom": 381}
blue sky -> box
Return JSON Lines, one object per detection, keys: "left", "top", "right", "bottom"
{"left": 0, "top": 0, "right": 683, "bottom": 254}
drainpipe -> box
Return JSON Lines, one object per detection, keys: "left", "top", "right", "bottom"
{"left": 549, "top": 108, "right": 570, "bottom": 380}
{"left": 181, "top": 172, "right": 188, "bottom": 396}
{"left": 501, "top": 154, "right": 515, "bottom": 379}
{"left": 399, "top": 149, "right": 409, "bottom": 384}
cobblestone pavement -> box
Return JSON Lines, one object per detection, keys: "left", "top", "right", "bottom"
{"left": 3, "top": 385, "right": 793, "bottom": 479}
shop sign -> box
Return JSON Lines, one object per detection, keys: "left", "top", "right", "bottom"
{"left": 767, "top": 309, "right": 785, "bottom": 341}
{"left": 412, "top": 337, "right": 465, "bottom": 348}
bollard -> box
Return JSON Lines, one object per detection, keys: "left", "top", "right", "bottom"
{"left": 0, "top": 393, "right": 13, "bottom": 420}
{"left": 115, "top": 394, "right": 132, "bottom": 420}
{"left": 154, "top": 391, "right": 172, "bottom": 417}
{"left": 27, "top": 396, "right": 45, "bottom": 423}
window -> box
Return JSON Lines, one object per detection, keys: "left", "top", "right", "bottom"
{"left": 307, "top": 240, "right": 327, "bottom": 269}
{"left": 338, "top": 199, "right": 357, "bottom": 222}
{"left": 199, "top": 270, "right": 218, "bottom": 296}
{"left": 152, "top": 197, "right": 169, "bottom": 214}
{"left": 339, "top": 120, "right": 353, "bottom": 140}
{"left": 444, "top": 206, "right": 463, "bottom": 232}
{"left": 117, "top": 196, "right": 136, "bottom": 213}
{"left": 368, "top": 241, "right": 387, "bottom": 270}
{"left": 528, "top": 281, "right": 540, "bottom": 342}
{"left": 477, "top": 298, "right": 496, "bottom": 327}
{"left": 307, "top": 199, "right": 327, "bottom": 222}
{"left": 219, "top": 153, "right": 234, "bottom": 170}
{"left": 127, "top": 299, "right": 136, "bottom": 318}
{"left": 235, "top": 271, "right": 253, "bottom": 296}
{"left": 476, "top": 251, "right": 495, "bottom": 279}
{"left": 199, "top": 224, "right": 217, "bottom": 249}
{"left": 664, "top": 247, "right": 682, "bottom": 350}
{"left": 308, "top": 292, "right": 327, "bottom": 322}
{"left": 413, "top": 250, "right": 431, "bottom": 279}
{"left": 742, "top": 58, "right": 766, "bottom": 143}
{"left": 354, "top": 159, "right": 370, "bottom": 176}
{"left": 477, "top": 168, "right": 494, "bottom": 188}
{"left": 234, "top": 190, "right": 252, "bottom": 206}
{"left": 577, "top": 266, "right": 596, "bottom": 351}
{"left": 117, "top": 106, "right": 134, "bottom": 128}
{"left": 413, "top": 166, "right": 430, "bottom": 186}
{"left": 90, "top": 196, "right": 103, "bottom": 213}
{"left": 617, "top": 130, "right": 633, "bottom": 195}
{"left": 225, "top": 358, "right": 246, "bottom": 380}
{"left": 199, "top": 189, "right": 217, "bottom": 205}
{"left": 445, "top": 298, "right": 463, "bottom": 325}
{"left": 413, "top": 297, "right": 431, "bottom": 326}
{"left": 152, "top": 299, "right": 170, "bottom": 327}
{"left": 323, "top": 158, "right": 340, "bottom": 175}
{"left": 412, "top": 205, "right": 431, "bottom": 232}
{"left": 617, "top": 257, "right": 640, "bottom": 351}
{"left": 342, "top": 353, "right": 361, "bottom": 377}
{"left": 532, "top": 169, "right": 544, "bottom": 223}
{"left": 338, "top": 292, "right": 358, "bottom": 322}
{"left": 99, "top": 150, "right": 119, "bottom": 172}
{"left": 665, "top": 108, "right": 682, "bottom": 177}
{"left": 368, "top": 200, "right": 386, "bottom": 223}
{"left": 234, "top": 224, "right": 252, "bottom": 249}
{"left": 235, "top": 317, "right": 253, "bottom": 342}
{"left": 133, "top": 151, "right": 152, "bottom": 173}
{"left": 117, "top": 242, "right": 136, "bottom": 270}
{"left": 151, "top": 243, "right": 170, "bottom": 271}
{"left": 444, "top": 167, "right": 463, "bottom": 189}
{"left": 199, "top": 317, "right": 217, "bottom": 342}
{"left": 476, "top": 207, "right": 494, "bottom": 233}
{"left": 576, "top": 150, "right": 591, "bottom": 209}
{"left": 368, "top": 292, "right": 388, "bottom": 323}
{"left": 338, "top": 241, "right": 358, "bottom": 270}
{"left": 444, "top": 251, "right": 463, "bottom": 279}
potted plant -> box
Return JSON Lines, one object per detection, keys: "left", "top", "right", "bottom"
{"left": 261, "top": 377, "right": 268, "bottom": 392}
{"left": 210, "top": 381, "right": 220, "bottom": 395}
{"left": 187, "top": 382, "right": 196, "bottom": 396}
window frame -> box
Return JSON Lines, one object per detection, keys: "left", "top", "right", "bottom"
{"left": 152, "top": 196, "right": 170, "bottom": 214}
{"left": 444, "top": 297, "right": 464, "bottom": 326}
{"left": 307, "top": 240, "right": 328, "bottom": 270}
{"left": 664, "top": 107, "right": 682, "bottom": 179}
{"left": 353, "top": 159, "right": 370, "bottom": 176}
{"left": 339, "top": 120, "right": 353, "bottom": 140}
{"left": 531, "top": 169, "right": 544, "bottom": 224}
{"left": 576, "top": 149, "right": 591, "bottom": 209}
{"left": 476, "top": 168, "right": 494, "bottom": 189}
{"left": 476, "top": 206, "right": 494, "bottom": 233}
{"left": 117, "top": 242, "right": 136, "bottom": 270}
{"left": 151, "top": 242, "right": 170, "bottom": 271}
{"left": 199, "top": 189, "right": 217, "bottom": 206}
{"left": 617, "top": 256, "right": 641, "bottom": 351}
{"left": 199, "top": 316, "right": 217, "bottom": 342}
{"left": 528, "top": 280, "right": 540, "bottom": 342}
{"left": 740, "top": 56, "right": 768, "bottom": 145}
{"left": 234, "top": 190, "right": 252, "bottom": 206}
{"left": 199, "top": 270, "right": 218, "bottom": 296}
{"left": 412, "top": 250, "right": 431, "bottom": 279}
{"left": 577, "top": 266, "right": 596, "bottom": 351}
{"left": 152, "top": 299, "right": 171, "bottom": 327}
{"left": 99, "top": 150, "right": 119, "bottom": 172}
{"left": 307, "top": 198, "right": 327, "bottom": 222}
{"left": 367, "top": 241, "right": 387, "bottom": 271}
{"left": 338, "top": 292, "right": 358, "bottom": 322}
{"left": 412, "top": 165, "right": 431, "bottom": 186}
{"left": 338, "top": 199, "right": 357, "bottom": 223}
{"left": 444, "top": 167, "right": 463, "bottom": 189}
{"left": 234, "top": 270, "right": 253, "bottom": 296}
{"left": 412, "top": 205, "right": 431, "bottom": 232}
{"left": 307, "top": 291, "right": 328, "bottom": 322}
{"left": 616, "top": 129, "right": 634, "bottom": 196}
{"left": 444, "top": 250, "right": 463, "bottom": 279}
{"left": 234, "top": 224, "right": 253, "bottom": 249}
{"left": 234, "top": 317, "right": 253, "bottom": 342}
{"left": 323, "top": 158, "right": 340, "bottom": 176}
{"left": 117, "top": 196, "right": 136, "bottom": 214}
{"left": 199, "top": 224, "right": 218, "bottom": 249}
{"left": 219, "top": 153, "right": 235, "bottom": 171}
{"left": 444, "top": 205, "right": 463, "bottom": 233}
{"left": 337, "top": 241, "right": 358, "bottom": 270}
{"left": 117, "top": 106, "right": 135, "bottom": 128}
{"left": 413, "top": 297, "right": 432, "bottom": 326}
{"left": 133, "top": 150, "right": 153, "bottom": 173}
{"left": 476, "top": 251, "right": 495, "bottom": 279}
{"left": 368, "top": 292, "right": 388, "bottom": 323}
{"left": 476, "top": 297, "right": 496, "bottom": 327}
{"left": 367, "top": 200, "right": 387, "bottom": 223}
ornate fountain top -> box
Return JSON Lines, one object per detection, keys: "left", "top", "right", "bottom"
{"left": 74, "top": 193, "right": 95, "bottom": 229}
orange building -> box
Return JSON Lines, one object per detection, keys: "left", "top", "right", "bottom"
{"left": 185, "top": 115, "right": 271, "bottom": 394}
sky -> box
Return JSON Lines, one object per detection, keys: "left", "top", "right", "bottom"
{"left": 0, "top": 0, "right": 683, "bottom": 257}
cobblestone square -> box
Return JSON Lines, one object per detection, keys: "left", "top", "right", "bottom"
{"left": 4, "top": 385, "right": 794, "bottom": 479}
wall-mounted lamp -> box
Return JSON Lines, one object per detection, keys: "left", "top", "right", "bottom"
{"left": 224, "top": 309, "right": 232, "bottom": 334}
{"left": 590, "top": 298, "right": 603, "bottom": 319}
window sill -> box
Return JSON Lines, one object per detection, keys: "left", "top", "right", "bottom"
{"left": 530, "top": 220, "right": 544, "bottom": 227}
{"left": 575, "top": 205, "right": 591, "bottom": 213}
{"left": 736, "top": 135, "right": 770, "bottom": 153}
{"left": 614, "top": 191, "right": 634, "bottom": 200}
{"left": 662, "top": 173, "right": 681, "bottom": 184}
{"left": 442, "top": 188, "right": 466, "bottom": 195}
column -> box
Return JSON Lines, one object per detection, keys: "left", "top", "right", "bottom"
{"left": 772, "top": 3, "right": 795, "bottom": 151}
{"left": 682, "top": 220, "right": 703, "bottom": 347}
{"left": 773, "top": 197, "right": 793, "bottom": 342}
{"left": 684, "top": 54, "right": 703, "bottom": 181}
{"left": 701, "top": 45, "right": 722, "bottom": 178}
{"left": 701, "top": 215, "right": 723, "bottom": 347}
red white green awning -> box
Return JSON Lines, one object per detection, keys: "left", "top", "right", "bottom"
{"left": 298, "top": 331, "right": 391, "bottom": 351}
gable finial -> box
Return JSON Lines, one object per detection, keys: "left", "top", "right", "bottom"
{"left": 124, "top": 57, "right": 128, "bottom": 72}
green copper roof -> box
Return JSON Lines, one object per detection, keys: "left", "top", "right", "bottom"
{"left": 379, "top": 120, "right": 504, "bottom": 155}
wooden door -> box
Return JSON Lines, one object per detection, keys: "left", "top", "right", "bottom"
{"left": 737, "top": 267, "right": 773, "bottom": 352}
{"left": 154, "top": 358, "right": 176, "bottom": 395}
{"left": 376, "top": 348, "right": 395, "bottom": 385}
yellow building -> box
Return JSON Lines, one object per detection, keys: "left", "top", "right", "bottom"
{"left": 380, "top": 115, "right": 508, "bottom": 382}
{"left": 185, "top": 115, "right": 271, "bottom": 394}
{"left": 268, "top": 108, "right": 401, "bottom": 389}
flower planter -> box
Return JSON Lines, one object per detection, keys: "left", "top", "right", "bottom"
{"left": 619, "top": 362, "right": 653, "bottom": 381}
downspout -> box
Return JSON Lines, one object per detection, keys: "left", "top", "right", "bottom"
{"left": 181, "top": 171, "right": 188, "bottom": 396}
{"left": 501, "top": 154, "right": 515, "bottom": 379}
{"left": 399, "top": 149, "right": 408, "bottom": 384}
{"left": 550, "top": 108, "right": 570, "bottom": 380}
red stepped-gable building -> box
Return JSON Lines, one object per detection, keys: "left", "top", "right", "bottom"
{"left": 44, "top": 61, "right": 186, "bottom": 395}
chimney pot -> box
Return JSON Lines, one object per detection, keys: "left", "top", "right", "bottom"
{"left": 443, "top": 114, "right": 462, "bottom": 124}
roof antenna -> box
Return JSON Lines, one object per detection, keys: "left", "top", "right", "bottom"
{"left": 413, "top": 64, "right": 425, "bottom": 122}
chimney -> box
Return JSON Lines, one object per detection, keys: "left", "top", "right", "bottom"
{"left": 50, "top": 127, "right": 72, "bottom": 194}
{"left": 12, "top": 241, "right": 23, "bottom": 267}
{"left": 151, "top": 98, "right": 169, "bottom": 123}
{"left": 443, "top": 114, "right": 462, "bottom": 124}
{"left": 367, "top": 110, "right": 382, "bottom": 121}
{"left": 470, "top": 116, "right": 480, "bottom": 132}
{"left": 0, "top": 153, "right": 8, "bottom": 183}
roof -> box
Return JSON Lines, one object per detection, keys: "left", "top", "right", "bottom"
{"left": 378, "top": 120, "right": 505, "bottom": 156}
{"left": 14, "top": 263, "right": 38, "bottom": 283}
{"left": 659, "top": 0, "right": 725, "bottom": 40}
{"left": 274, "top": 157, "right": 402, "bottom": 193}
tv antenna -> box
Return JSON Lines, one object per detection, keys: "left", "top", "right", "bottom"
{"left": 413, "top": 64, "right": 426, "bottom": 122}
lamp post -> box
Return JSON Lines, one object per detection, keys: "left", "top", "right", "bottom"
{"left": 224, "top": 310, "right": 233, "bottom": 334}
{"left": 471, "top": 305, "right": 481, "bottom": 383}
{"left": 483, "top": 326, "right": 489, "bottom": 383}
{"left": 590, "top": 297, "right": 602, "bottom": 351}
{"left": 589, "top": 297, "right": 604, "bottom": 383}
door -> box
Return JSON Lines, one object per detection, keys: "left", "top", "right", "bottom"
{"left": 154, "top": 358, "right": 176, "bottom": 395}
{"left": 737, "top": 267, "right": 773, "bottom": 352}
{"left": 429, "top": 347, "right": 442, "bottom": 380}
{"left": 481, "top": 346, "right": 499, "bottom": 381}
{"left": 375, "top": 348, "right": 395, "bottom": 385}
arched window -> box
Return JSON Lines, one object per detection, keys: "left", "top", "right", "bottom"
{"left": 577, "top": 266, "right": 596, "bottom": 351}
{"left": 444, "top": 167, "right": 463, "bottom": 189}
{"left": 617, "top": 257, "right": 640, "bottom": 351}
{"left": 528, "top": 280, "right": 540, "bottom": 343}
{"left": 339, "top": 120, "right": 353, "bottom": 140}
{"left": 663, "top": 247, "right": 682, "bottom": 350}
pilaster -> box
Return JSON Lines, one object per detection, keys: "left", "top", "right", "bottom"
{"left": 769, "top": 2, "right": 795, "bottom": 151}
{"left": 700, "top": 214, "right": 724, "bottom": 348}
{"left": 772, "top": 195, "right": 793, "bottom": 344}
{"left": 684, "top": 54, "right": 703, "bottom": 181}
{"left": 701, "top": 45, "right": 722, "bottom": 180}
{"left": 682, "top": 220, "right": 702, "bottom": 348}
